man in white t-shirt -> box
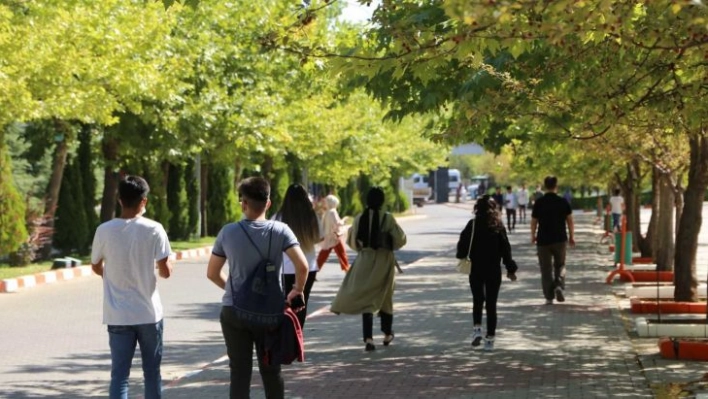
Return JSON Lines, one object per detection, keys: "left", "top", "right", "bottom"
{"left": 609, "top": 189, "right": 625, "bottom": 231}
{"left": 91, "top": 175, "right": 173, "bottom": 399}
{"left": 504, "top": 186, "right": 518, "bottom": 232}
{"left": 517, "top": 184, "right": 530, "bottom": 224}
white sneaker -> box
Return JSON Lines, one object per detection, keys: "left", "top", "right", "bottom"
{"left": 483, "top": 337, "right": 495, "bottom": 351}
{"left": 471, "top": 326, "right": 483, "bottom": 347}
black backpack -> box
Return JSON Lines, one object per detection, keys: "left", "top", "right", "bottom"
{"left": 230, "top": 221, "right": 285, "bottom": 329}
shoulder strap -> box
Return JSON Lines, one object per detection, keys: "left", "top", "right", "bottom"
{"left": 238, "top": 221, "right": 273, "bottom": 261}
{"left": 466, "top": 219, "right": 475, "bottom": 260}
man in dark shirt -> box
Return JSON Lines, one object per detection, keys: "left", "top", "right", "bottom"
{"left": 492, "top": 187, "right": 504, "bottom": 212}
{"left": 530, "top": 176, "right": 575, "bottom": 305}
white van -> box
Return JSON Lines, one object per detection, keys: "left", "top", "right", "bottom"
{"left": 403, "top": 173, "right": 431, "bottom": 207}
{"left": 448, "top": 169, "right": 461, "bottom": 193}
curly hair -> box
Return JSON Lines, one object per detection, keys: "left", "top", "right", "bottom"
{"left": 474, "top": 195, "right": 505, "bottom": 231}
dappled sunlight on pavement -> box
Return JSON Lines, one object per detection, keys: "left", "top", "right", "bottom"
{"left": 162, "top": 211, "right": 654, "bottom": 399}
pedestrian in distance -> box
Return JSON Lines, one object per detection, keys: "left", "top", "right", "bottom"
{"left": 530, "top": 176, "right": 575, "bottom": 305}
{"left": 532, "top": 185, "right": 544, "bottom": 207}
{"left": 456, "top": 195, "right": 518, "bottom": 351}
{"left": 503, "top": 185, "right": 517, "bottom": 232}
{"left": 206, "top": 177, "right": 309, "bottom": 399}
{"left": 316, "top": 194, "right": 350, "bottom": 272}
{"left": 517, "top": 184, "right": 529, "bottom": 224}
{"left": 563, "top": 188, "right": 573, "bottom": 206}
{"left": 492, "top": 187, "right": 504, "bottom": 212}
{"left": 330, "top": 187, "right": 407, "bottom": 352}
{"left": 609, "top": 189, "right": 625, "bottom": 232}
{"left": 477, "top": 180, "right": 487, "bottom": 199}
{"left": 90, "top": 175, "right": 173, "bottom": 399}
{"left": 273, "top": 183, "right": 321, "bottom": 329}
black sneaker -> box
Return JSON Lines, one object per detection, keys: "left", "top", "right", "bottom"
{"left": 365, "top": 339, "right": 376, "bottom": 352}
{"left": 554, "top": 287, "right": 565, "bottom": 302}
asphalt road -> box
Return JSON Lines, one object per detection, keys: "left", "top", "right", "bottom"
{"left": 0, "top": 203, "right": 472, "bottom": 399}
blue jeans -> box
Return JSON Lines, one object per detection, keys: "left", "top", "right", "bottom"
{"left": 612, "top": 213, "right": 621, "bottom": 230}
{"left": 107, "top": 320, "right": 163, "bottom": 399}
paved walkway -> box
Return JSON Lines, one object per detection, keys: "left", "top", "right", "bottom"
{"left": 159, "top": 211, "right": 655, "bottom": 399}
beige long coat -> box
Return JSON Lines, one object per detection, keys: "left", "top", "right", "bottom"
{"left": 330, "top": 211, "right": 406, "bottom": 315}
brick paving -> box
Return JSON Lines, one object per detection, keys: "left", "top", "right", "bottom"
{"left": 161, "top": 212, "right": 655, "bottom": 399}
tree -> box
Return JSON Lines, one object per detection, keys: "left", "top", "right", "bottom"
{"left": 206, "top": 163, "right": 238, "bottom": 236}
{"left": 300, "top": 0, "right": 708, "bottom": 301}
{"left": 0, "top": 130, "right": 28, "bottom": 255}
{"left": 166, "top": 162, "right": 191, "bottom": 240}
{"left": 54, "top": 155, "right": 90, "bottom": 255}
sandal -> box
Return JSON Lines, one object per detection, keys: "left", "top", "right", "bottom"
{"left": 365, "top": 338, "right": 376, "bottom": 352}
{"left": 383, "top": 332, "right": 395, "bottom": 346}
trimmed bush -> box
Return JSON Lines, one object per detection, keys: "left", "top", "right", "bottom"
{"left": 206, "top": 163, "right": 238, "bottom": 236}
{"left": 167, "top": 163, "right": 191, "bottom": 240}
{"left": 54, "top": 156, "right": 90, "bottom": 255}
{"left": 0, "top": 139, "right": 28, "bottom": 256}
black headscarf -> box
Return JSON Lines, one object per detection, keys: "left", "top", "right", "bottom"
{"left": 356, "top": 187, "right": 385, "bottom": 249}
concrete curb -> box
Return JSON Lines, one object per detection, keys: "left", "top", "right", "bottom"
{"left": 0, "top": 246, "right": 214, "bottom": 294}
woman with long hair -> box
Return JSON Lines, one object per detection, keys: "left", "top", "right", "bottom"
{"left": 316, "top": 194, "right": 350, "bottom": 272}
{"left": 456, "top": 195, "right": 518, "bottom": 351}
{"left": 330, "top": 187, "right": 407, "bottom": 352}
{"left": 275, "top": 184, "right": 321, "bottom": 328}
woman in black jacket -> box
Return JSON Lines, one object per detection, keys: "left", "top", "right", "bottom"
{"left": 456, "top": 195, "right": 518, "bottom": 351}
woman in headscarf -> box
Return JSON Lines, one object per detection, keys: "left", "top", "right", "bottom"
{"left": 330, "top": 187, "right": 406, "bottom": 352}
{"left": 456, "top": 195, "right": 518, "bottom": 351}
{"left": 316, "top": 194, "right": 350, "bottom": 272}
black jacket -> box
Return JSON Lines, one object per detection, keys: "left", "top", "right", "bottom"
{"left": 456, "top": 218, "right": 517, "bottom": 274}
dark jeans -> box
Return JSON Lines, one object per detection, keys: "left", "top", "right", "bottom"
{"left": 283, "top": 271, "right": 317, "bottom": 328}
{"left": 107, "top": 321, "right": 163, "bottom": 399}
{"left": 362, "top": 312, "right": 393, "bottom": 342}
{"left": 468, "top": 271, "right": 502, "bottom": 336}
{"left": 506, "top": 208, "right": 516, "bottom": 230}
{"left": 612, "top": 213, "right": 621, "bottom": 230}
{"left": 518, "top": 205, "right": 527, "bottom": 223}
{"left": 220, "top": 307, "right": 283, "bottom": 399}
{"left": 537, "top": 242, "right": 567, "bottom": 300}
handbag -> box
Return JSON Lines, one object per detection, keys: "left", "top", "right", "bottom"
{"left": 456, "top": 219, "right": 475, "bottom": 274}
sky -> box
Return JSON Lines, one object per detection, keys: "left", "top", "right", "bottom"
{"left": 340, "top": 0, "right": 379, "bottom": 23}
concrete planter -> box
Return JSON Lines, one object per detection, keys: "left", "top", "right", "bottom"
{"left": 631, "top": 298, "right": 706, "bottom": 314}
{"left": 635, "top": 317, "right": 708, "bottom": 338}
{"left": 626, "top": 284, "right": 707, "bottom": 299}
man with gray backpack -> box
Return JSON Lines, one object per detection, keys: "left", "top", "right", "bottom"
{"left": 206, "top": 176, "right": 309, "bottom": 399}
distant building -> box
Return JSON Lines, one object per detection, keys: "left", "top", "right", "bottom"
{"left": 451, "top": 143, "right": 485, "bottom": 156}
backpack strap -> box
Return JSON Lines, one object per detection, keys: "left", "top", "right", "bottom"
{"left": 229, "top": 222, "right": 275, "bottom": 295}
{"left": 238, "top": 221, "right": 273, "bottom": 261}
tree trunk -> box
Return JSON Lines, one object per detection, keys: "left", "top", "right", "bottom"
{"left": 99, "top": 136, "right": 120, "bottom": 222}
{"left": 675, "top": 180, "right": 684, "bottom": 238}
{"left": 639, "top": 166, "right": 660, "bottom": 258}
{"left": 200, "top": 162, "right": 208, "bottom": 238}
{"left": 261, "top": 155, "right": 274, "bottom": 181}
{"left": 43, "top": 121, "right": 71, "bottom": 219}
{"left": 655, "top": 173, "right": 675, "bottom": 271}
{"left": 233, "top": 158, "right": 243, "bottom": 192}
{"left": 674, "top": 133, "right": 708, "bottom": 302}
{"left": 40, "top": 120, "right": 72, "bottom": 258}
{"left": 619, "top": 161, "right": 641, "bottom": 253}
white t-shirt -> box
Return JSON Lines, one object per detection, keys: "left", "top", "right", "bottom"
{"left": 610, "top": 195, "right": 624, "bottom": 214}
{"left": 283, "top": 248, "right": 318, "bottom": 274}
{"left": 91, "top": 217, "right": 171, "bottom": 326}
{"left": 517, "top": 188, "right": 529, "bottom": 206}
{"left": 503, "top": 192, "right": 518, "bottom": 209}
